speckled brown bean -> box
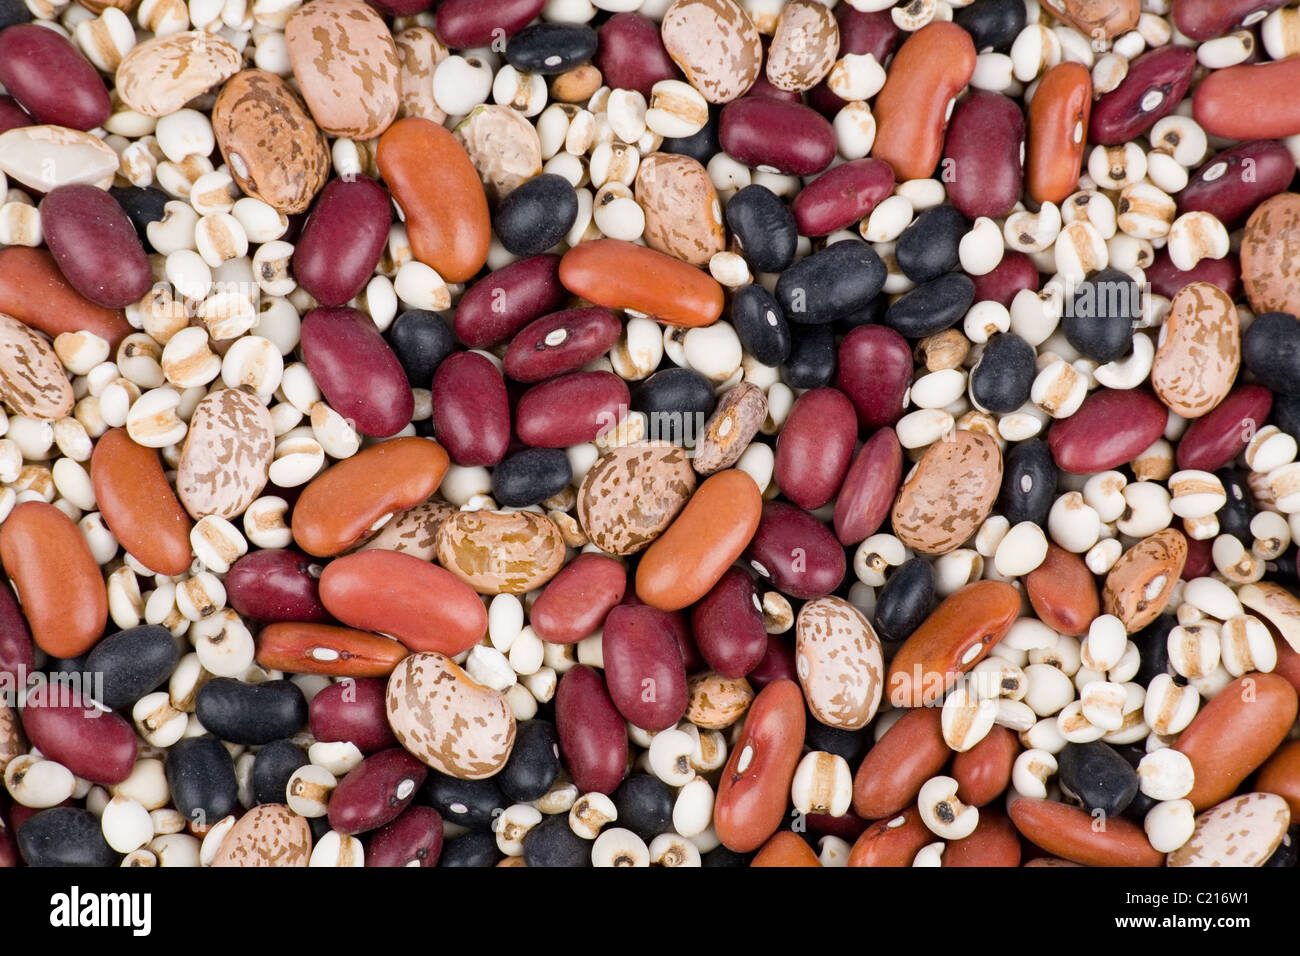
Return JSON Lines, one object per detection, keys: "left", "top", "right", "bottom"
{"left": 1240, "top": 193, "right": 1300, "bottom": 317}
{"left": 847, "top": 809, "right": 932, "bottom": 867}
{"left": 635, "top": 152, "right": 725, "bottom": 267}
{"left": 891, "top": 430, "right": 1003, "bottom": 555}
{"left": 394, "top": 28, "right": 448, "bottom": 125}
{"left": 0, "top": 312, "right": 74, "bottom": 420}
{"left": 773, "top": 387, "right": 858, "bottom": 511}
{"left": 454, "top": 105, "right": 543, "bottom": 204}
{"left": 1167, "top": 792, "right": 1291, "bottom": 867}
{"left": 766, "top": 0, "right": 838, "bottom": 93}
{"left": 659, "top": 0, "right": 762, "bottom": 104}
{"left": 359, "top": 498, "right": 455, "bottom": 562}
{"left": 952, "top": 725, "right": 1018, "bottom": 807}
{"left": 1026, "top": 63, "right": 1092, "bottom": 206}
{"left": 436, "top": 510, "right": 566, "bottom": 595}
{"left": 1102, "top": 528, "right": 1188, "bottom": 634}
{"left": 114, "top": 31, "right": 242, "bottom": 118}
{"left": 601, "top": 605, "right": 689, "bottom": 731}
{"left": 91, "top": 428, "right": 193, "bottom": 577}
{"left": 852, "top": 706, "right": 949, "bottom": 820}
{"left": 1024, "top": 544, "right": 1098, "bottom": 636}
{"left": 555, "top": 665, "right": 627, "bottom": 794}
{"left": 833, "top": 427, "right": 903, "bottom": 547}
{"left": 176, "top": 387, "right": 275, "bottom": 521}
{"left": 1150, "top": 282, "right": 1239, "bottom": 419}
{"left": 576, "top": 441, "right": 696, "bottom": 556}
{"left": 942, "top": 91, "right": 1025, "bottom": 221}
{"left": 211, "top": 804, "right": 311, "bottom": 867}
{"left": 1008, "top": 797, "right": 1165, "bottom": 866}
{"left": 528, "top": 553, "right": 627, "bottom": 644}
{"left": 692, "top": 382, "right": 766, "bottom": 476}
{"left": 796, "top": 596, "right": 883, "bottom": 730}
{"left": 1040, "top": 0, "right": 1139, "bottom": 39}
{"left": 685, "top": 671, "right": 753, "bottom": 729}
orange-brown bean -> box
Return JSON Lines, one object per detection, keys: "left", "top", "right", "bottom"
{"left": 1193, "top": 58, "right": 1300, "bottom": 142}
{"left": 952, "top": 724, "right": 1018, "bottom": 807}
{"left": 1008, "top": 796, "right": 1163, "bottom": 866}
{"left": 1026, "top": 62, "right": 1092, "bottom": 205}
{"left": 256, "top": 622, "right": 410, "bottom": 677}
{"left": 0, "top": 247, "right": 131, "bottom": 349}
{"left": 1024, "top": 543, "right": 1098, "bottom": 636}
{"left": 558, "top": 238, "right": 724, "bottom": 329}
{"left": 750, "top": 830, "right": 822, "bottom": 867}
{"left": 90, "top": 428, "right": 193, "bottom": 577}
{"left": 943, "top": 808, "right": 1021, "bottom": 867}
{"left": 846, "top": 808, "right": 932, "bottom": 867}
{"left": 851, "top": 707, "right": 950, "bottom": 820}
{"left": 1256, "top": 740, "right": 1300, "bottom": 820}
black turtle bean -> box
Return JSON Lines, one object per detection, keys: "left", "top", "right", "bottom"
{"left": 166, "top": 736, "right": 239, "bottom": 825}
{"left": 1215, "top": 468, "right": 1255, "bottom": 546}
{"left": 504, "top": 23, "right": 598, "bottom": 75}
{"left": 1057, "top": 741, "right": 1139, "bottom": 817}
{"left": 252, "top": 738, "right": 309, "bottom": 807}
{"left": 438, "top": 830, "right": 502, "bottom": 867}
{"left": 970, "top": 332, "right": 1036, "bottom": 413}
{"left": 833, "top": 294, "right": 887, "bottom": 334}
{"left": 110, "top": 186, "right": 170, "bottom": 242}
{"left": 998, "top": 437, "right": 1057, "bottom": 526}
{"left": 84, "top": 624, "right": 179, "bottom": 711}
{"left": 631, "top": 367, "right": 716, "bottom": 445}
{"left": 492, "top": 173, "right": 578, "bottom": 257}
{"left": 17, "top": 808, "right": 117, "bottom": 867}
{"left": 724, "top": 184, "right": 797, "bottom": 273}
{"left": 731, "top": 283, "right": 791, "bottom": 366}
{"left": 387, "top": 309, "right": 455, "bottom": 387}
{"left": 702, "top": 846, "right": 752, "bottom": 866}
{"left": 873, "top": 557, "right": 937, "bottom": 644}
{"left": 420, "top": 773, "right": 505, "bottom": 831}
{"left": 1264, "top": 825, "right": 1298, "bottom": 867}
{"left": 1273, "top": 390, "right": 1300, "bottom": 440}
{"left": 1133, "top": 613, "right": 1176, "bottom": 687}
{"left": 804, "top": 716, "right": 871, "bottom": 766}
{"left": 660, "top": 108, "right": 721, "bottom": 166}
{"left": 1243, "top": 311, "right": 1300, "bottom": 396}
{"left": 895, "top": 205, "right": 966, "bottom": 283}
{"left": 954, "top": 0, "right": 1026, "bottom": 53}
{"left": 194, "top": 678, "right": 308, "bottom": 746}
{"left": 0, "top": 0, "right": 31, "bottom": 31}
{"left": 497, "top": 720, "right": 561, "bottom": 803}
{"left": 522, "top": 812, "right": 592, "bottom": 867}
{"left": 612, "top": 773, "right": 673, "bottom": 842}
{"left": 491, "top": 448, "right": 572, "bottom": 508}
{"left": 776, "top": 240, "right": 886, "bottom": 325}
{"left": 781, "top": 323, "right": 836, "bottom": 389}
{"left": 883, "top": 273, "right": 975, "bottom": 338}
{"left": 1063, "top": 268, "right": 1140, "bottom": 363}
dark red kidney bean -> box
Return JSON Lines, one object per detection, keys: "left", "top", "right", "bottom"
{"left": 1175, "top": 385, "right": 1273, "bottom": 471}
{"left": 942, "top": 91, "right": 1024, "bottom": 220}
{"left": 430, "top": 351, "right": 510, "bottom": 466}
{"left": 292, "top": 176, "right": 392, "bottom": 307}
{"left": 944, "top": 808, "right": 1021, "bottom": 867}
{"left": 503, "top": 307, "right": 622, "bottom": 382}
{"left": 745, "top": 501, "right": 846, "bottom": 600}
{"left": 0, "top": 582, "right": 34, "bottom": 687}
{"left": 1047, "top": 388, "right": 1168, "bottom": 474}
{"left": 834, "top": 427, "right": 903, "bottom": 546}
{"left": 515, "top": 371, "right": 630, "bottom": 447}
{"left": 195, "top": 678, "right": 307, "bottom": 745}
{"left": 690, "top": 567, "right": 768, "bottom": 679}
{"left": 225, "top": 549, "right": 329, "bottom": 624}
{"left": 328, "top": 748, "right": 427, "bottom": 835}
{"left": 805, "top": 79, "right": 848, "bottom": 120}
{"left": 805, "top": 811, "right": 869, "bottom": 841}
{"left": 601, "top": 605, "right": 689, "bottom": 731}
{"left": 434, "top": 0, "right": 545, "bottom": 48}
{"left": 0, "top": 95, "right": 31, "bottom": 134}
{"left": 971, "top": 251, "right": 1038, "bottom": 307}
{"left": 774, "top": 386, "right": 858, "bottom": 510}
{"left": 594, "top": 12, "right": 679, "bottom": 98}
{"left": 747, "top": 634, "right": 796, "bottom": 690}
{"left": 529, "top": 552, "right": 626, "bottom": 644}
{"left": 725, "top": 184, "right": 798, "bottom": 274}
{"left": 300, "top": 307, "right": 413, "bottom": 437}
{"left": 744, "top": 69, "right": 802, "bottom": 103}
{"left": 953, "top": 0, "right": 1025, "bottom": 52}
{"left": 791, "top": 158, "right": 895, "bottom": 237}
{"left": 1176, "top": 140, "right": 1296, "bottom": 229}
{"left": 837, "top": 4, "right": 902, "bottom": 60}
{"left": 38, "top": 185, "right": 152, "bottom": 309}
{"left": 952, "top": 724, "right": 1018, "bottom": 807}
{"left": 719, "top": 98, "right": 836, "bottom": 176}
{"left": 16, "top": 808, "right": 116, "bottom": 867}
{"left": 555, "top": 665, "right": 628, "bottom": 795}
{"left": 1089, "top": 45, "right": 1196, "bottom": 145}
{"left": 1145, "top": 250, "right": 1241, "bottom": 301}
{"left": 453, "top": 254, "right": 565, "bottom": 348}
{"left": 660, "top": 606, "right": 702, "bottom": 672}
{"left": 0, "top": 25, "right": 109, "bottom": 131}
{"left": 19, "top": 687, "right": 137, "bottom": 784}
{"left": 1182, "top": 535, "right": 1213, "bottom": 581}
{"left": 836, "top": 324, "right": 912, "bottom": 429}
{"left": 366, "top": 805, "right": 444, "bottom": 867}
{"left": 777, "top": 240, "right": 886, "bottom": 326}
{"left": 1172, "top": 0, "right": 1285, "bottom": 40}
{"left": 309, "top": 677, "right": 397, "bottom": 753}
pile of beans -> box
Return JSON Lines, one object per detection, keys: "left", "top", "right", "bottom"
{"left": 1, "top": 0, "right": 1300, "bottom": 869}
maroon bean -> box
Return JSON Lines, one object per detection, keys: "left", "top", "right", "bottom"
{"left": 515, "top": 371, "right": 630, "bottom": 447}
{"left": 1176, "top": 140, "right": 1296, "bottom": 229}
{"left": 748, "top": 635, "right": 797, "bottom": 690}
{"left": 744, "top": 70, "right": 803, "bottom": 103}
{"left": 0, "top": 25, "right": 109, "bottom": 131}
{"left": 19, "top": 686, "right": 136, "bottom": 785}
{"left": 529, "top": 552, "right": 626, "bottom": 644}
{"left": 601, "top": 605, "right": 689, "bottom": 731}
{"left": 1172, "top": 0, "right": 1285, "bottom": 40}
{"left": 0, "top": 96, "right": 31, "bottom": 134}
{"left": 300, "top": 307, "right": 413, "bottom": 437}
{"left": 453, "top": 254, "right": 565, "bottom": 348}
{"left": 38, "top": 185, "right": 152, "bottom": 309}
{"left": 225, "top": 549, "right": 329, "bottom": 624}
{"left": 971, "top": 251, "right": 1039, "bottom": 307}
{"left": 1089, "top": 45, "right": 1196, "bottom": 145}
{"left": 0, "top": 817, "right": 17, "bottom": 868}
{"left": 746, "top": 501, "right": 846, "bottom": 600}
{"left": 791, "top": 158, "right": 895, "bottom": 237}
{"left": 1175, "top": 385, "right": 1273, "bottom": 472}
{"left": 429, "top": 351, "right": 510, "bottom": 466}
{"left": 943, "top": 91, "right": 1024, "bottom": 221}
{"left": 1145, "top": 250, "right": 1241, "bottom": 301}
{"left": 327, "top": 748, "right": 427, "bottom": 835}
{"left": 502, "top": 307, "right": 622, "bottom": 383}
{"left": 292, "top": 176, "right": 392, "bottom": 307}
{"left": 691, "top": 567, "right": 767, "bottom": 679}
{"left": 555, "top": 665, "right": 627, "bottom": 794}
{"left": 309, "top": 678, "right": 398, "bottom": 753}
{"left": 806, "top": 811, "right": 869, "bottom": 840}
{"left": 0, "top": 582, "right": 34, "bottom": 687}
{"left": 1047, "top": 389, "right": 1168, "bottom": 475}
{"left": 1183, "top": 536, "right": 1214, "bottom": 581}
{"left": 836, "top": 324, "right": 912, "bottom": 429}
{"left": 594, "top": 13, "right": 679, "bottom": 99}
{"left": 365, "top": 805, "right": 444, "bottom": 867}
{"left": 773, "top": 386, "right": 858, "bottom": 510}
{"left": 434, "top": 0, "right": 546, "bottom": 48}
{"left": 806, "top": 7, "right": 901, "bottom": 118}
{"left": 805, "top": 81, "right": 848, "bottom": 119}
{"left": 368, "top": 0, "right": 433, "bottom": 14}
{"left": 834, "top": 426, "right": 904, "bottom": 546}
{"left": 719, "top": 98, "right": 836, "bottom": 176}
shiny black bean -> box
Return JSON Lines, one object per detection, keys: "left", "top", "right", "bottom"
{"left": 252, "top": 738, "right": 308, "bottom": 806}
{"left": 491, "top": 447, "right": 572, "bottom": 508}
{"left": 895, "top": 205, "right": 966, "bottom": 283}
{"left": 725, "top": 184, "right": 797, "bottom": 273}
{"left": 438, "top": 830, "right": 502, "bottom": 867}
{"left": 702, "top": 846, "right": 752, "bottom": 866}
{"left": 110, "top": 186, "right": 170, "bottom": 242}
{"left": 873, "top": 557, "right": 937, "bottom": 644}
{"left": 1063, "top": 269, "right": 1140, "bottom": 362}
{"left": 1215, "top": 468, "right": 1255, "bottom": 546}
{"left": 998, "top": 437, "right": 1057, "bottom": 526}
{"left": 492, "top": 174, "right": 578, "bottom": 257}
{"left": 420, "top": 773, "right": 505, "bottom": 831}
{"left": 194, "top": 678, "right": 308, "bottom": 746}
{"left": 660, "top": 107, "right": 721, "bottom": 166}
{"left": 84, "top": 624, "right": 179, "bottom": 711}
{"left": 781, "top": 323, "right": 836, "bottom": 388}
{"left": 731, "top": 283, "right": 791, "bottom": 366}
{"left": 505, "top": 23, "right": 598, "bottom": 75}
{"left": 387, "top": 310, "right": 455, "bottom": 387}
{"left": 953, "top": 0, "right": 1025, "bottom": 53}
{"left": 970, "top": 332, "right": 1035, "bottom": 413}
{"left": 1265, "top": 825, "right": 1298, "bottom": 867}
{"left": 1133, "top": 613, "right": 1176, "bottom": 687}
{"left": 308, "top": 814, "right": 332, "bottom": 842}
{"left": 612, "top": 773, "right": 673, "bottom": 841}
{"left": 883, "top": 273, "right": 974, "bottom": 338}
{"left": 17, "top": 808, "right": 117, "bottom": 867}
{"left": 776, "top": 240, "right": 886, "bottom": 325}
{"left": 1057, "top": 741, "right": 1138, "bottom": 817}
{"left": 631, "top": 367, "right": 716, "bottom": 445}
{"left": 522, "top": 812, "right": 591, "bottom": 867}
{"left": 804, "top": 714, "right": 871, "bottom": 765}
{"left": 497, "top": 720, "right": 561, "bottom": 803}
{"left": 1274, "top": 391, "right": 1300, "bottom": 442}
{"left": 1243, "top": 312, "right": 1300, "bottom": 396}
{"left": 1266, "top": 547, "right": 1299, "bottom": 587}
{"left": 166, "top": 736, "right": 238, "bottom": 824}
{"left": 833, "top": 294, "right": 887, "bottom": 333}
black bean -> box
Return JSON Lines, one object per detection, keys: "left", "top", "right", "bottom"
{"left": 1122, "top": 788, "right": 1159, "bottom": 824}
{"left": 1057, "top": 741, "right": 1139, "bottom": 817}
{"left": 873, "top": 557, "right": 937, "bottom": 644}
{"left": 631, "top": 367, "right": 716, "bottom": 445}
{"left": 504, "top": 23, "right": 598, "bottom": 75}
{"left": 491, "top": 447, "right": 572, "bottom": 508}
{"left": 438, "top": 830, "right": 502, "bottom": 867}
{"left": 110, "top": 186, "right": 170, "bottom": 242}
{"left": 1243, "top": 312, "right": 1300, "bottom": 396}
{"left": 387, "top": 310, "right": 455, "bottom": 387}
{"left": 1132, "top": 613, "right": 1176, "bottom": 687}
{"left": 781, "top": 323, "right": 836, "bottom": 388}
{"left": 895, "top": 205, "right": 966, "bottom": 283}
{"left": 970, "top": 332, "right": 1036, "bottom": 413}
{"left": 522, "top": 812, "right": 592, "bottom": 867}
{"left": 492, "top": 174, "right": 578, "bottom": 257}
{"left": 702, "top": 846, "right": 752, "bottom": 866}
{"left": 497, "top": 720, "right": 561, "bottom": 803}
{"left": 420, "top": 773, "right": 505, "bottom": 831}
{"left": 1264, "top": 825, "right": 1298, "bottom": 867}
{"left": 731, "top": 283, "right": 792, "bottom": 366}
{"left": 17, "top": 808, "right": 117, "bottom": 867}
{"left": 1063, "top": 268, "right": 1140, "bottom": 363}
{"left": 998, "top": 437, "right": 1058, "bottom": 526}
{"left": 777, "top": 240, "right": 886, "bottom": 325}
{"left": 804, "top": 715, "right": 872, "bottom": 765}
{"left": 84, "top": 624, "right": 179, "bottom": 711}
{"left": 1215, "top": 468, "right": 1255, "bottom": 546}
{"left": 1265, "top": 547, "right": 1299, "bottom": 587}
{"left": 252, "top": 738, "right": 308, "bottom": 807}
{"left": 953, "top": 0, "right": 1026, "bottom": 53}
{"left": 659, "top": 108, "right": 721, "bottom": 166}
{"left": 833, "top": 294, "right": 887, "bottom": 334}
{"left": 612, "top": 773, "right": 673, "bottom": 841}
{"left": 0, "top": 0, "right": 31, "bottom": 31}
{"left": 308, "top": 814, "right": 333, "bottom": 843}
{"left": 44, "top": 656, "right": 91, "bottom": 686}
{"left": 724, "top": 184, "right": 797, "bottom": 273}
{"left": 166, "top": 736, "right": 239, "bottom": 825}
{"left": 1273, "top": 390, "right": 1300, "bottom": 441}
{"left": 883, "top": 273, "right": 975, "bottom": 338}
{"left": 194, "top": 678, "right": 308, "bottom": 746}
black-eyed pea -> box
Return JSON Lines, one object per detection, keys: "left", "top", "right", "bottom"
{"left": 1012, "top": 748, "right": 1058, "bottom": 799}
{"left": 918, "top": 775, "right": 978, "bottom": 840}
{"left": 4, "top": 753, "right": 76, "bottom": 809}
{"left": 1091, "top": 52, "right": 1127, "bottom": 94}
{"left": 284, "top": 764, "right": 335, "bottom": 819}
{"left": 852, "top": 533, "right": 906, "bottom": 588}
{"left": 220, "top": 336, "right": 283, "bottom": 402}
{"left": 534, "top": 775, "right": 577, "bottom": 816}
{"left": 1137, "top": 747, "right": 1194, "bottom": 802}
{"left": 1086, "top": 143, "right": 1147, "bottom": 192}
{"left": 495, "top": 803, "right": 542, "bottom": 857}
{"left": 1167, "top": 622, "right": 1221, "bottom": 680}
{"left": 1144, "top": 798, "right": 1196, "bottom": 855}
{"left": 520, "top": 665, "right": 557, "bottom": 703}
{"left": 1187, "top": 665, "right": 1235, "bottom": 700}
{"left": 591, "top": 826, "right": 648, "bottom": 867}
{"left": 133, "top": 691, "right": 188, "bottom": 748}
{"left": 1056, "top": 700, "right": 1105, "bottom": 743}
{"left": 996, "top": 403, "right": 1048, "bottom": 444}
{"left": 240, "top": 495, "right": 290, "bottom": 549}
{"left": 1047, "top": 491, "right": 1102, "bottom": 552}
{"left": 1054, "top": 219, "right": 1108, "bottom": 283}
{"left": 148, "top": 832, "right": 200, "bottom": 867}
{"left": 941, "top": 682, "right": 997, "bottom": 752}
{"left": 790, "top": 750, "right": 851, "bottom": 817}
{"left": 832, "top": 101, "right": 877, "bottom": 160}
{"left": 761, "top": 590, "right": 793, "bottom": 634}
{"left": 1166, "top": 211, "right": 1230, "bottom": 272}
{"left": 196, "top": 812, "right": 239, "bottom": 865}
{"left": 648, "top": 727, "right": 695, "bottom": 787}
{"left": 569, "top": 791, "right": 617, "bottom": 840}
{"left": 1143, "top": 673, "right": 1199, "bottom": 736}
{"left": 1167, "top": 470, "right": 1226, "bottom": 521}
{"left": 1004, "top": 201, "right": 1062, "bottom": 253}
{"left": 309, "top": 830, "right": 364, "bottom": 867}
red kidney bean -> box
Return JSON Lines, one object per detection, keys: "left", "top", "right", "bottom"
{"left": 453, "top": 254, "right": 565, "bottom": 349}
{"left": 952, "top": 725, "right": 1018, "bottom": 807}
{"left": 368, "top": 0, "right": 433, "bottom": 13}
{"left": 1175, "top": 384, "right": 1273, "bottom": 472}
{"left": 773, "top": 386, "right": 858, "bottom": 510}
{"left": 292, "top": 175, "right": 392, "bottom": 307}
{"left": 942, "top": 91, "right": 1024, "bottom": 221}
{"left": 90, "top": 428, "right": 192, "bottom": 577}
{"left": 0, "top": 96, "right": 31, "bottom": 134}
{"left": 0, "top": 24, "right": 109, "bottom": 131}
{"left": 661, "top": 605, "right": 703, "bottom": 673}
{"left": 1275, "top": 639, "right": 1300, "bottom": 697}
{"left": 365, "top": 805, "right": 443, "bottom": 867}
{"left": 600, "top": 605, "right": 689, "bottom": 731}
{"left": 1174, "top": 0, "right": 1285, "bottom": 41}
{"left": 309, "top": 677, "right": 397, "bottom": 752}
{"left": 791, "top": 158, "right": 895, "bottom": 237}
{"left": 1182, "top": 535, "right": 1213, "bottom": 581}
{"left": 0, "top": 583, "right": 34, "bottom": 687}
{"left": 1008, "top": 796, "right": 1163, "bottom": 865}
{"left": 515, "top": 371, "right": 629, "bottom": 447}
{"left": 435, "top": 0, "right": 545, "bottom": 48}
{"left": 750, "top": 830, "right": 822, "bottom": 866}
{"left": 745, "top": 501, "right": 846, "bottom": 600}
{"left": 836, "top": 4, "right": 902, "bottom": 61}
{"left": 747, "top": 634, "right": 797, "bottom": 690}
{"left": 970, "top": 251, "right": 1039, "bottom": 307}
{"left": 847, "top": 807, "right": 933, "bottom": 866}
{"left": 226, "top": 549, "right": 329, "bottom": 624}
{"left": 300, "top": 307, "right": 413, "bottom": 437}
{"left": 555, "top": 665, "right": 627, "bottom": 795}
{"left": 1176, "top": 140, "right": 1296, "bottom": 229}
{"left": 852, "top": 707, "right": 949, "bottom": 819}
{"left": 430, "top": 351, "right": 511, "bottom": 466}
{"left": 256, "top": 622, "right": 409, "bottom": 677}
{"left": 834, "top": 426, "right": 903, "bottom": 546}
{"left": 690, "top": 567, "right": 768, "bottom": 679}
{"left": 529, "top": 552, "right": 626, "bottom": 644}
{"left": 804, "top": 811, "right": 869, "bottom": 841}
{"left": 0, "top": 248, "right": 132, "bottom": 349}
{"left": 805, "top": 80, "right": 848, "bottom": 119}
{"left": 1026, "top": 61, "right": 1092, "bottom": 205}
{"left": 1145, "top": 250, "right": 1241, "bottom": 301}
{"left": 744, "top": 70, "right": 802, "bottom": 104}
{"left": 1090, "top": 45, "right": 1196, "bottom": 145}
{"left": 944, "top": 808, "right": 1021, "bottom": 867}
{"left": 836, "top": 324, "right": 912, "bottom": 430}
{"left": 719, "top": 98, "right": 836, "bottom": 176}
{"left": 1047, "top": 388, "right": 1168, "bottom": 474}
{"left": 327, "top": 748, "right": 427, "bottom": 835}
{"left": 1194, "top": 58, "right": 1300, "bottom": 140}
{"left": 38, "top": 185, "right": 152, "bottom": 309}
{"left": 594, "top": 12, "right": 679, "bottom": 98}
{"left": 19, "top": 687, "right": 136, "bottom": 785}
{"left": 502, "top": 307, "right": 622, "bottom": 383}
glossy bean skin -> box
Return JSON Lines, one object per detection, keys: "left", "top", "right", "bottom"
{"left": 0, "top": 583, "right": 34, "bottom": 686}
{"left": 745, "top": 502, "right": 845, "bottom": 600}
{"left": 388, "top": 311, "right": 454, "bottom": 387}
{"left": 1195, "top": 58, "right": 1300, "bottom": 141}
{"left": 1178, "top": 141, "right": 1296, "bottom": 229}
{"left": 293, "top": 175, "right": 392, "bottom": 306}
{"left": 1244, "top": 312, "right": 1300, "bottom": 396}
{"left": 1091, "top": 45, "right": 1196, "bottom": 145}
{"left": 1008, "top": 797, "right": 1163, "bottom": 866}
{"left": 891, "top": 205, "right": 967, "bottom": 282}
{"left": 366, "top": 805, "right": 444, "bottom": 867}
{"left": 847, "top": 807, "right": 931, "bottom": 867}
{"left": 747, "top": 635, "right": 796, "bottom": 690}
{"left": 870, "top": 22, "right": 975, "bottom": 181}
{"left": 725, "top": 185, "right": 798, "bottom": 274}
{"left": 1145, "top": 251, "right": 1241, "bottom": 301}
{"left": 1175, "top": 385, "right": 1273, "bottom": 472}
{"left": 791, "top": 158, "right": 895, "bottom": 237}
{"left": 873, "top": 557, "right": 936, "bottom": 645}
{"left": 954, "top": 0, "right": 1024, "bottom": 52}
{"left": 491, "top": 448, "right": 572, "bottom": 508}
{"left": 1026, "top": 62, "right": 1092, "bottom": 205}
{"left": 555, "top": 665, "right": 627, "bottom": 795}
{"left": 196, "top": 678, "right": 309, "bottom": 746}
{"left": 1173, "top": 0, "right": 1285, "bottom": 40}
{"left": 292, "top": 437, "right": 449, "bottom": 558}
{"left": 884, "top": 274, "right": 976, "bottom": 339}
{"left": 953, "top": 726, "right": 1018, "bottom": 807}
{"left": 852, "top": 706, "right": 949, "bottom": 820}
{"left": 529, "top": 552, "right": 626, "bottom": 644}
{"left": 1257, "top": 740, "right": 1300, "bottom": 819}
{"left": 300, "top": 307, "right": 414, "bottom": 437}
{"left": 505, "top": 22, "right": 597, "bottom": 76}
{"left": 1024, "top": 544, "right": 1097, "bottom": 636}
{"left": 714, "top": 679, "right": 805, "bottom": 853}
{"left": 0, "top": 502, "right": 106, "bottom": 659}
{"left": 376, "top": 117, "right": 490, "bottom": 283}
{"left": 944, "top": 809, "right": 1021, "bottom": 867}
{"left": 328, "top": 748, "right": 427, "bottom": 835}
{"left": 226, "top": 549, "right": 329, "bottom": 624}
{"left": 833, "top": 428, "right": 903, "bottom": 547}
{"left": 559, "top": 239, "right": 724, "bottom": 328}
{"left": 16, "top": 808, "right": 117, "bottom": 868}
{"left": 631, "top": 368, "right": 716, "bottom": 445}
{"left": 773, "top": 387, "right": 857, "bottom": 511}
{"left": 594, "top": 12, "right": 679, "bottom": 98}
{"left": 309, "top": 677, "right": 397, "bottom": 752}
{"left": 601, "top": 605, "right": 689, "bottom": 731}
{"left": 503, "top": 307, "right": 622, "bottom": 383}
{"left": 38, "top": 185, "right": 153, "bottom": 309}
{"left": 257, "top": 622, "right": 408, "bottom": 677}
{"left": 85, "top": 625, "right": 180, "bottom": 711}
{"left": 435, "top": 0, "right": 544, "bottom": 47}
{"left": 751, "top": 830, "right": 821, "bottom": 867}
{"left": 942, "top": 91, "right": 1024, "bottom": 221}
{"left": 776, "top": 240, "right": 886, "bottom": 326}
{"left": 691, "top": 567, "right": 768, "bottom": 679}
{"left": 430, "top": 351, "right": 511, "bottom": 466}
{"left": 0, "top": 95, "right": 31, "bottom": 134}
{"left": 1047, "top": 388, "right": 1168, "bottom": 474}
{"left": 836, "top": 325, "right": 912, "bottom": 429}
{"left": 166, "top": 737, "right": 239, "bottom": 823}
{"left": 0, "top": 248, "right": 131, "bottom": 349}
{"left": 0, "top": 25, "right": 108, "bottom": 130}
{"left": 19, "top": 687, "right": 136, "bottom": 784}
{"left": 90, "top": 428, "right": 193, "bottom": 577}
{"left": 718, "top": 98, "right": 836, "bottom": 176}
{"left": 971, "top": 252, "right": 1039, "bottom": 307}
{"left": 493, "top": 174, "right": 579, "bottom": 257}
{"left": 453, "top": 254, "right": 565, "bottom": 348}
{"left": 515, "top": 371, "right": 630, "bottom": 447}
